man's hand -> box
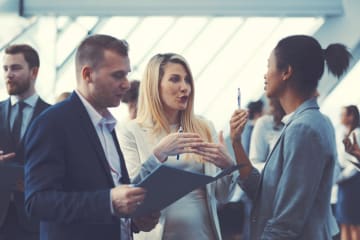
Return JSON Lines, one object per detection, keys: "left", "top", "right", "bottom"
{"left": 0, "top": 150, "right": 16, "bottom": 162}
{"left": 111, "top": 185, "right": 146, "bottom": 217}
{"left": 133, "top": 212, "right": 161, "bottom": 232}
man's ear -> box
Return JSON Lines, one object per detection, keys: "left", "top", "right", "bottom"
{"left": 81, "top": 65, "right": 93, "bottom": 82}
{"left": 282, "top": 65, "right": 293, "bottom": 81}
{"left": 30, "top": 67, "right": 39, "bottom": 80}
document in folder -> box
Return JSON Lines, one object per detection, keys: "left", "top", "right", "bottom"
{"left": 0, "top": 164, "right": 23, "bottom": 191}
{"left": 131, "top": 164, "right": 241, "bottom": 217}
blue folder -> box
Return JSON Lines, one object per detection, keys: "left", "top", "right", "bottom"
{"left": 131, "top": 164, "right": 242, "bottom": 217}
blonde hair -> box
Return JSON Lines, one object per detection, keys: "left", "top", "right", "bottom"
{"left": 136, "top": 53, "right": 213, "bottom": 143}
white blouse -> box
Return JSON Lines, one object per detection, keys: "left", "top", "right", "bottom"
{"left": 117, "top": 119, "right": 238, "bottom": 240}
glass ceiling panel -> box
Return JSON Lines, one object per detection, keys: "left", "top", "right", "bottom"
{"left": 56, "top": 16, "right": 98, "bottom": 66}
{"left": 126, "top": 17, "right": 176, "bottom": 76}
{"left": 181, "top": 17, "right": 243, "bottom": 78}
{"left": 202, "top": 17, "right": 324, "bottom": 131}
{"left": 194, "top": 17, "right": 280, "bottom": 115}
{"left": 0, "top": 15, "right": 326, "bottom": 127}
{"left": 0, "top": 15, "right": 35, "bottom": 48}
{"left": 55, "top": 58, "right": 76, "bottom": 97}
{"left": 97, "top": 16, "right": 140, "bottom": 39}
{"left": 133, "top": 17, "right": 209, "bottom": 80}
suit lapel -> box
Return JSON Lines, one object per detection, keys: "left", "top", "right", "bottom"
{"left": 72, "top": 93, "right": 115, "bottom": 186}
{"left": 1, "top": 99, "right": 12, "bottom": 137}
{"left": 20, "top": 98, "right": 50, "bottom": 144}
{"left": 253, "top": 98, "right": 320, "bottom": 202}
{"left": 252, "top": 125, "right": 288, "bottom": 202}
{"left": 30, "top": 98, "right": 49, "bottom": 122}
{"left": 1, "top": 99, "right": 17, "bottom": 149}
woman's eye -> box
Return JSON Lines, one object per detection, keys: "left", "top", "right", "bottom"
{"left": 169, "top": 75, "right": 180, "bottom": 82}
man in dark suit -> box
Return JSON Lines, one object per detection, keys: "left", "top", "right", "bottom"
{"left": 0, "top": 44, "right": 50, "bottom": 240}
{"left": 24, "top": 34, "right": 159, "bottom": 240}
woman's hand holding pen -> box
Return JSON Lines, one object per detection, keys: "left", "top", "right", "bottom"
{"left": 196, "top": 131, "right": 234, "bottom": 169}
{"left": 230, "top": 109, "right": 248, "bottom": 143}
{"left": 230, "top": 109, "right": 253, "bottom": 179}
{"left": 153, "top": 132, "right": 205, "bottom": 162}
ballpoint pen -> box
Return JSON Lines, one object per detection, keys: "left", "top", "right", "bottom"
{"left": 237, "top": 87, "right": 241, "bottom": 109}
{"left": 176, "top": 126, "right": 183, "bottom": 160}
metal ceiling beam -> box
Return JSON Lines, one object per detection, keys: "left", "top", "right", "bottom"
{"left": 1, "top": 0, "right": 344, "bottom": 17}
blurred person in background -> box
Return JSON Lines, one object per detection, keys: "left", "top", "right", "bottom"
{"left": 0, "top": 44, "right": 50, "bottom": 240}
{"left": 54, "top": 91, "right": 71, "bottom": 103}
{"left": 249, "top": 97, "right": 285, "bottom": 170}
{"left": 241, "top": 99, "right": 264, "bottom": 155}
{"left": 121, "top": 80, "right": 140, "bottom": 120}
{"left": 336, "top": 105, "right": 360, "bottom": 240}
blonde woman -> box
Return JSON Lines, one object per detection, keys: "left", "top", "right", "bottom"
{"left": 118, "top": 53, "right": 238, "bottom": 240}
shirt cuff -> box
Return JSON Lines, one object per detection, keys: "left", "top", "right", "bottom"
{"left": 110, "top": 190, "right": 115, "bottom": 215}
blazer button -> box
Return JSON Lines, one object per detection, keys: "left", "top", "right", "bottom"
{"left": 251, "top": 218, "right": 257, "bottom": 223}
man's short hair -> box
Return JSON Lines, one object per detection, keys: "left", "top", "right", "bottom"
{"left": 5, "top": 44, "right": 40, "bottom": 68}
{"left": 121, "top": 80, "right": 140, "bottom": 103}
{"left": 75, "top": 34, "right": 129, "bottom": 73}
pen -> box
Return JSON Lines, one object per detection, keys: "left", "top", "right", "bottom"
{"left": 237, "top": 88, "right": 241, "bottom": 109}
{"left": 176, "top": 126, "right": 183, "bottom": 160}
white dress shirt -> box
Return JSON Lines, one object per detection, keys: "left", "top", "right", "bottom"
{"left": 76, "top": 90, "right": 132, "bottom": 240}
{"left": 10, "top": 94, "right": 39, "bottom": 141}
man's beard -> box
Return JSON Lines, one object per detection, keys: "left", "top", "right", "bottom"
{"left": 7, "top": 80, "right": 31, "bottom": 96}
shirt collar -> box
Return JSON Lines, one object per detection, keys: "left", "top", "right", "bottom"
{"left": 281, "top": 98, "right": 319, "bottom": 126}
{"left": 281, "top": 112, "right": 294, "bottom": 125}
{"left": 75, "top": 90, "right": 117, "bottom": 132}
{"left": 10, "top": 94, "right": 39, "bottom": 108}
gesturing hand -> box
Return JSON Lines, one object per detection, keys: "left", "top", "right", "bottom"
{"left": 153, "top": 132, "right": 205, "bottom": 162}
{"left": 111, "top": 185, "right": 146, "bottom": 217}
{"left": 343, "top": 132, "right": 360, "bottom": 161}
{"left": 195, "top": 131, "right": 233, "bottom": 169}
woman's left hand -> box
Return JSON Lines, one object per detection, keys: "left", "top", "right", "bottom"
{"left": 195, "top": 131, "right": 233, "bottom": 169}
{"left": 343, "top": 132, "right": 360, "bottom": 160}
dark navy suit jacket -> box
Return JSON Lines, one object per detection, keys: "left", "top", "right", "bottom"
{"left": 0, "top": 97, "right": 50, "bottom": 233}
{"left": 24, "top": 92, "right": 131, "bottom": 240}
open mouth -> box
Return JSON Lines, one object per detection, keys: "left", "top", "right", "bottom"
{"left": 180, "top": 96, "right": 188, "bottom": 102}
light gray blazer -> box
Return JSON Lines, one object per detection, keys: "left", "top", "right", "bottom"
{"left": 238, "top": 98, "right": 338, "bottom": 240}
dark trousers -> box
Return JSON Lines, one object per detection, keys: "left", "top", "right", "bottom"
{"left": 0, "top": 202, "right": 39, "bottom": 240}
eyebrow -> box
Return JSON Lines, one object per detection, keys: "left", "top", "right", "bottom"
{"left": 3, "top": 63, "right": 23, "bottom": 68}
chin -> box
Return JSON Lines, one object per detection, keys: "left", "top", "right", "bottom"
{"left": 111, "top": 100, "right": 121, "bottom": 108}
{"left": 178, "top": 104, "right": 187, "bottom": 110}
{"left": 264, "top": 87, "right": 272, "bottom": 96}
{"left": 7, "top": 88, "right": 20, "bottom": 95}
